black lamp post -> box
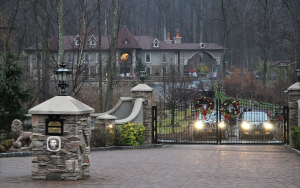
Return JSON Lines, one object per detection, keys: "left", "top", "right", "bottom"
{"left": 140, "top": 70, "right": 146, "bottom": 83}
{"left": 54, "top": 63, "right": 72, "bottom": 96}
{"left": 296, "top": 66, "right": 300, "bottom": 82}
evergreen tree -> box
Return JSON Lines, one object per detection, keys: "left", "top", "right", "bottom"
{"left": 0, "top": 52, "right": 32, "bottom": 134}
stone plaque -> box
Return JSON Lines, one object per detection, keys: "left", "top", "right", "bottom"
{"left": 47, "top": 136, "right": 61, "bottom": 152}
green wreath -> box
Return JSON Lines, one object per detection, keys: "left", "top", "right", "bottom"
{"left": 221, "top": 98, "right": 240, "bottom": 120}
{"left": 194, "top": 96, "right": 214, "bottom": 119}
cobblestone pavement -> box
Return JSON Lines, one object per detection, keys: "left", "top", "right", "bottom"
{"left": 1, "top": 145, "right": 300, "bottom": 188}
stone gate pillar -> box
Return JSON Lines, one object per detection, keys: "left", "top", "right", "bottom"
{"left": 131, "top": 84, "right": 153, "bottom": 144}
{"left": 288, "top": 83, "right": 300, "bottom": 127}
{"left": 28, "top": 96, "right": 94, "bottom": 180}
{"left": 288, "top": 82, "right": 300, "bottom": 145}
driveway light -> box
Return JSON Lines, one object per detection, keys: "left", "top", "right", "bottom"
{"left": 242, "top": 122, "right": 250, "bottom": 129}
{"left": 219, "top": 121, "right": 225, "bottom": 128}
{"left": 195, "top": 121, "right": 204, "bottom": 129}
{"left": 264, "top": 123, "right": 272, "bottom": 129}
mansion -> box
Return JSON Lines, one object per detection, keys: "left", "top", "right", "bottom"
{"left": 25, "top": 25, "right": 223, "bottom": 81}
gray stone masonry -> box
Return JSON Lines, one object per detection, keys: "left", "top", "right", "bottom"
{"left": 288, "top": 82, "right": 300, "bottom": 127}
{"left": 28, "top": 96, "right": 94, "bottom": 181}
{"left": 95, "top": 114, "right": 117, "bottom": 129}
{"left": 31, "top": 114, "right": 92, "bottom": 180}
{"left": 288, "top": 82, "right": 300, "bottom": 145}
{"left": 131, "top": 84, "right": 153, "bottom": 144}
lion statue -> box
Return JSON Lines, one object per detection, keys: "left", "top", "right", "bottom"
{"left": 11, "top": 119, "right": 33, "bottom": 149}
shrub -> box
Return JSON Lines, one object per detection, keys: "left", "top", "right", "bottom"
{"left": 112, "top": 125, "right": 122, "bottom": 146}
{"left": 90, "top": 127, "right": 113, "bottom": 147}
{"left": 291, "top": 126, "right": 300, "bottom": 149}
{"left": 0, "top": 139, "right": 12, "bottom": 153}
{"left": 120, "top": 123, "right": 145, "bottom": 146}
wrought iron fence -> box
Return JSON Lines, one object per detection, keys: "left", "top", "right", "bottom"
{"left": 152, "top": 84, "right": 288, "bottom": 144}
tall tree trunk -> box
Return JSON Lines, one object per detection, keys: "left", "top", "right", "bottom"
{"left": 34, "top": 0, "right": 41, "bottom": 103}
{"left": 98, "top": 0, "right": 103, "bottom": 112}
{"left": 105, "top": 0, "right": 119, "bottom": 111}
{"left": 58, "top": 0, "right": 64, "bottom": 66}
{"left": 41, "top": 0, "right": 50, "bottom": 101}
{"left": 220, "top": 0, "right": 229, "bottom": 82}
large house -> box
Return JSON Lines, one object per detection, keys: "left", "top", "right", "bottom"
{"left": 24, "top": 25, "right": 223, "bottom": 81}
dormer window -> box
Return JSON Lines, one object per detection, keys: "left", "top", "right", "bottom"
{"left": 123, "top": 39, "right": 129, "bottom": 45}
{"left": 74, "top": 35, "right": 81, "bottom": 47}
{"left": 90, "top": 40, "right": 96, "bottom": 46}
{"left": 153, "top": 38, "right": 160, "bottom": 48}
{"left": 88, "top": 35, "right": 97, "bottom": 48}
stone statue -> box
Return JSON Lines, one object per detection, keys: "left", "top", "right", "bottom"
{"left": 10, "top": 119, "right": 33, "bottom": 149}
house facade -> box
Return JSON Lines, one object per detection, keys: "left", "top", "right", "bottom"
{"left": 24, "top": 25, "right": 223, "bottom": 82}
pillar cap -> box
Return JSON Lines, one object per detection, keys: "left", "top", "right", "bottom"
{"left": 96, "top": 114, "right": 117, "bottom": 120}
{"left": 28, "top": 96, "right": 95, "bottom": 115}
{"left": 288, "top": 82, "right": 300, "bottom": 91}
{"left": 131, "top": 84, "right": 153, "bottom": 92}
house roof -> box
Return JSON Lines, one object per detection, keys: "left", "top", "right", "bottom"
{"left": 117, "top": 25, "right": 141, "bottom": 49}
{"left": 25, "top": 26, "right": 222, "bottom": 51}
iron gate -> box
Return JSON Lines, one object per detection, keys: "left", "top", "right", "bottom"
{"left": 152, "top": 85, "right": 289, "bottom": 144}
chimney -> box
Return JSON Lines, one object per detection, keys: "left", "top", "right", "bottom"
{"left": 165, "top": 32, "right": 173, "bottom": 43}
{"left": 173, "top": 29, "right": 182, "bottom": 43}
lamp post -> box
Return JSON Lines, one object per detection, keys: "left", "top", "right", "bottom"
{"left": 54, "top": 63, "right": 72, "bottom": 96}
{"left": 296, "top": 66, "right": 300, "bottom": 82}
{"left": 140, "top": 70, "right": 146, "bottom": 83}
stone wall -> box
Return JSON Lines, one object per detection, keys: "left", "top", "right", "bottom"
{"left": 31, "top": 114, "right": 91, "bottom": 180}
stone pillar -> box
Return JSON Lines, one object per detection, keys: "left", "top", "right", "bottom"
{"left": 288, "top": 82, "right": 300, "bottom": 128}
{"left": 28, "top": 96, "right": 94, "bottom": 180}
{"left": 131, "top": 84, "right": 153, "bottom": 144}
{"left": 95, "top": 114, "right": 117, "bottom": 129}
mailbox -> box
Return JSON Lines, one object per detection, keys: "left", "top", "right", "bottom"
{"left": 45, "top": 115, "right": 64, "bottom": 136}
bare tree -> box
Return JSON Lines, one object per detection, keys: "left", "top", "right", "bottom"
{"left": 105, "top": 0, "right": 119, "bottom": 111}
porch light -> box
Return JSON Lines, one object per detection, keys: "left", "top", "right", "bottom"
{"left": 54, "top": 62, "right": 72, "bottom": 96}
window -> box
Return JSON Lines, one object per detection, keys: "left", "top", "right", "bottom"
{"left": 153, "top": 38, "right": 159, "bottom": 48}
{"left": 84, "top": 53, "right": 89, "bottom": 62}
{"left": 96, "top": 53, "right": 99, "bottom": 62}
{"left": 146, "top": 67, "right": 151, "bottom": 75}
{"left": 53, "top": 53, "right": 58, "bottom": 61}
{"left": 75, "top": 40, "right": 80, "bottom": 46}
{"left": 67, "top": 53, "right": 73, "bottom": 64}
{"left": 82, "top": 67, "right": 90, "bottom": 76}
{"left": 124, "top": 39, "right": 129, "bottom": 45}
{"left": 162, "top": 53, "right": 167, "bottom": 63}
{"left": 90, "top": 40, "right": 96, "bottom": 46}
{"left": 145, "top": 53, "right": 151, "bottom": 63}
{"left": 37, "top": 53, "right": 42, "bottom": 63}
{"left": 96, "top": 65, "right": 99, "bottom": 74}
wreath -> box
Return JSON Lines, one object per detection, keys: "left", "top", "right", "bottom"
{"left": 194, "top": 96, "right": 214, "bottom": 119}
{"left": 221, "top": 98, "right": 240, "bottom": 120}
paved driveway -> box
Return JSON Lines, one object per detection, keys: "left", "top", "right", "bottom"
{"left": 0, "top": 145, "right": 299, "bottom": 188}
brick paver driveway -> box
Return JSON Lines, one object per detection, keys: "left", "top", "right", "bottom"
{"left": 0, "top": 145, "right": 299, "bottom": 188}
